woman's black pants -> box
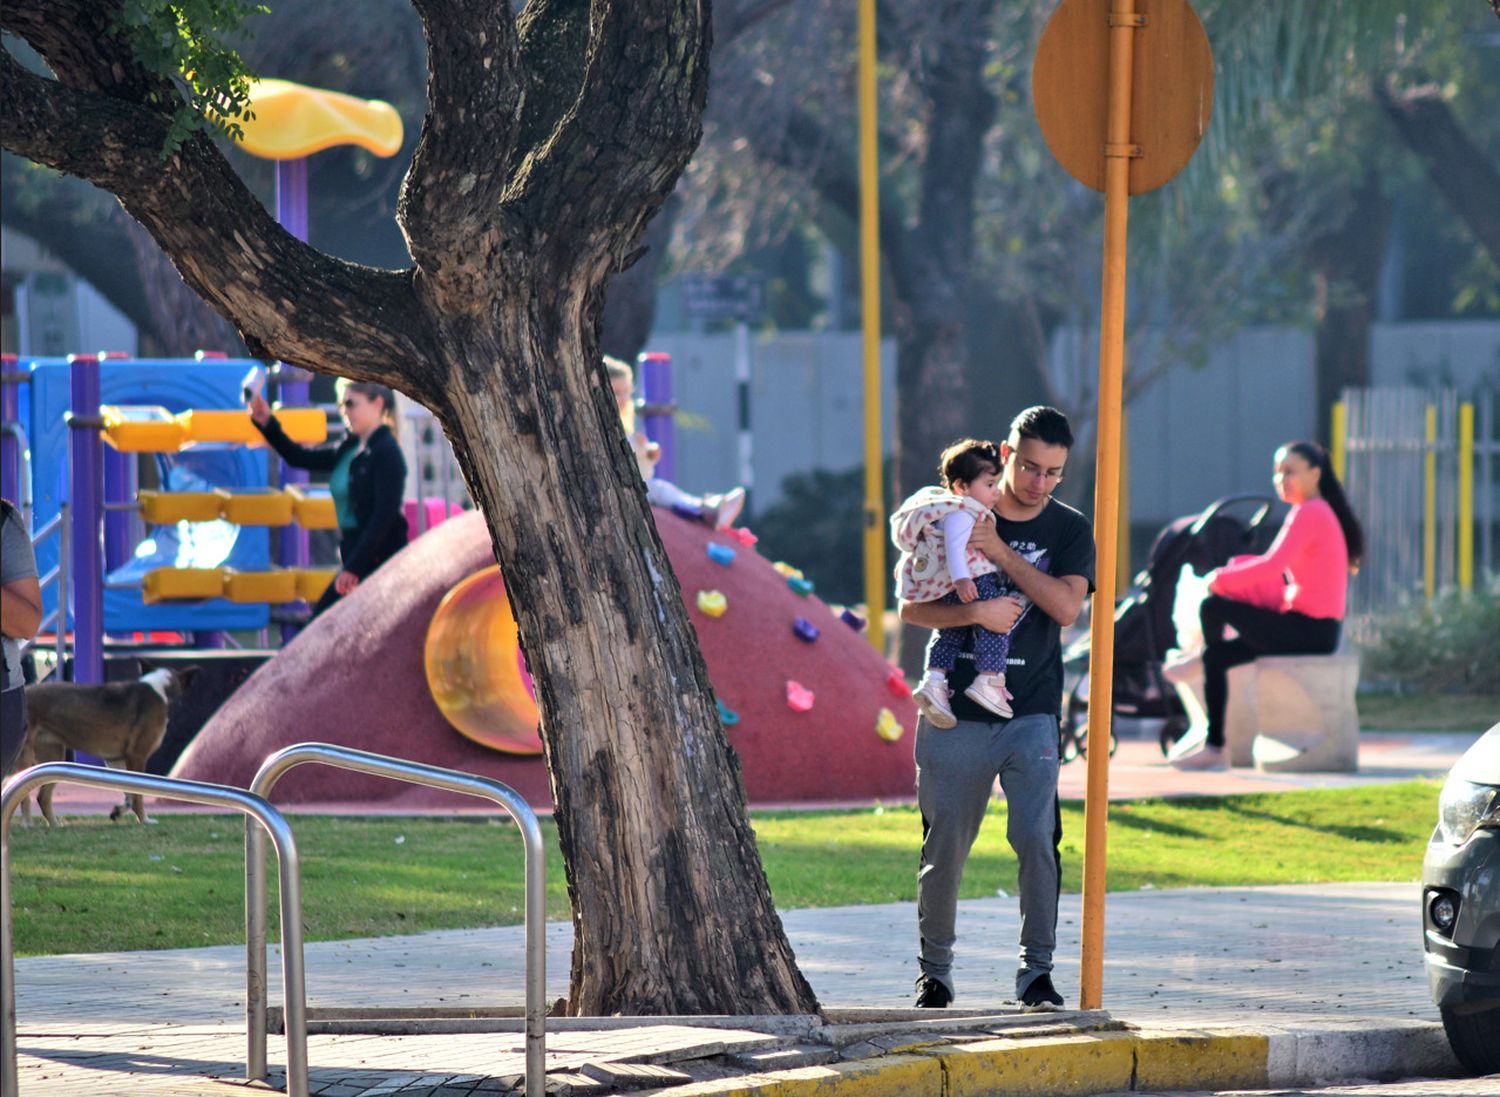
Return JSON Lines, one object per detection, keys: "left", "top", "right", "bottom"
{"left": 1199, "top": 595, "right": 1341, "bottom": 748}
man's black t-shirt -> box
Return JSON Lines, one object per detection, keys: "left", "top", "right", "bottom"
{"left": 946, "top": 497, "right": 1095, "bottom": 723}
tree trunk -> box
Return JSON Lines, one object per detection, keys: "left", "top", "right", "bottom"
{"left": 2, "top": 0, "right": 818, "bottom": 1017}
{"left": 601, "top": 194, "right": 679, "bottom": 361}
{"left": 1306, "top": 171, "right": 1392, "bottom": 445}
{"left": 427, "top": 272, "right": 816, "bottom": 1015}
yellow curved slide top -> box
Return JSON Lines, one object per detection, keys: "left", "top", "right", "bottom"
{"left": 238, "top": 78, "right": 404, "bottom": 160}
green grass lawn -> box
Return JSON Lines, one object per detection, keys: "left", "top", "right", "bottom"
{"left": 6, "top": 782, "right": 1441, "bottom": 957}
{"left": 1357, "top": 691, "right": 1498, "bottom": 732}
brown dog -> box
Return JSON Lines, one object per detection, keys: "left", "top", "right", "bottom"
{"left": 18, "top": 664, "right": 199, "bottom": 824}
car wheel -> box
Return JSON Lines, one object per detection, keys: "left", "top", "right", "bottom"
{"left": 1440, "top": 1003, "right": 1500, "bottom": 1074}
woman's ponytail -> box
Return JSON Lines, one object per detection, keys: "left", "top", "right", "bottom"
{"left": 1288, "top": 441, "right": 1364, "bottom": 571}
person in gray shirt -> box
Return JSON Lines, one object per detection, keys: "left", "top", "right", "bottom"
{"left": 2, "top": 498, "right": 42, "bottom": 776}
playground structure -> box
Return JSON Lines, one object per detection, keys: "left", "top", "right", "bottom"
{"left": 2, "top": 348, "right": 919, "bottom": 805}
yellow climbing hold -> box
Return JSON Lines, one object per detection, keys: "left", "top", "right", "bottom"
{"left": 772, "top": 562, "right": 804, "bottom": 579}
{"left": 696, "top": 590, "right": 728, "bottom": 618}
{"left": 875, "top": 708, "right": 905, "bottom": 742}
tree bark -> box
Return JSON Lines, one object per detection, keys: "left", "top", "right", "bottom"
{"left": 1374, "top": 77, "right": 1500, "bottom": 267}
{"left": 2, "top": 0, "right": 817, "bottom": 1016}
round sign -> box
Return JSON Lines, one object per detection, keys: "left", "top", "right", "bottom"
{"left": 1032, "top": 0, "right": 1214, "bottom": 195}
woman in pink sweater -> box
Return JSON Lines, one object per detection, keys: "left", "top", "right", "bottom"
{"left": 1172, "top": 441, "right": 1364, "bottom": 771}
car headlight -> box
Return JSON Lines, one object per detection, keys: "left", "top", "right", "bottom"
{"left": 1436, "top": 777, "right": 1500, "bottom": 846}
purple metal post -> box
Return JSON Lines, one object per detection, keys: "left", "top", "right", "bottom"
{"left": 275, "top": 158, "right": 310, "bottom": 243}
{"left": 68, "top": 354, "right": 104, "bottom": 685}
{"left": 1, "top": 355, "right": 19, "bottom": 504}
{"left": 103, "top": 446, "right": 134, "bottom": 571}
{"left": 639, "top": 352, "right": 675, "bottom": 483}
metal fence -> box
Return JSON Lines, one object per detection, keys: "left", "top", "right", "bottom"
{"left": 1339, "top": 386, "right": 1498, "bottom": 644}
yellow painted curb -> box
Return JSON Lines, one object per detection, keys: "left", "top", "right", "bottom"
{"left": 1131, "top": 1028, "right": 1269, "bottom": 1092}
{"left": 934, "top": 1032, "right": 1136, "bottom": 1097}
{"left": 665, "top": 1053, "right": 942, "bottom": 1096}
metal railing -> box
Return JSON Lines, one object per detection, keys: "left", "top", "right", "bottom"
{"left": 245, "top": 744, "right": 546, "bottom": 1097}
{"left": 0, "top": 764, "right": 310, "bottom": 1097}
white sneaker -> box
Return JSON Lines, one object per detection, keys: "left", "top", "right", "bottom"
{"left": 1161, "top": 648, "right": 1204, "bottom": 684}
{"left": 1165, "top": 724, "right": 1208, "bottom": 761}
{"left": 707, "top": 487, "right": 745, "bottom": 530}
{"left": 1170, "top": 743, "right": 1226, "bottom": 771}
{"left": 914, "top": 676, "right": 958, "bottom": 729}
{"left": 964, "top": 675, "right": 1013, "bottom": 719}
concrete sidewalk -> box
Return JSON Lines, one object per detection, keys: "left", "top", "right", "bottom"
{"left": 11, "top": 883, "right": 1484, "bottom": 1096}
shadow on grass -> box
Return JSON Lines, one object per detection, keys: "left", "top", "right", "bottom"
{"left": 1161, "top": 796, "right": 1411, "bottom": 844}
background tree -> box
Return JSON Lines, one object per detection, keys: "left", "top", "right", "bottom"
{"left": 1, "top": 0, "right": 819, "bottom": 1017}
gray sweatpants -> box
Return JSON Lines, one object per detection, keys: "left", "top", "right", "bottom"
{"left": 915, "top": 712, "right": 1061, "bottom": 1001}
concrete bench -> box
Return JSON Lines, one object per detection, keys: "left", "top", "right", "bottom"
{"left": 1171, "top": 653, "right": 1360, "bottom": 772}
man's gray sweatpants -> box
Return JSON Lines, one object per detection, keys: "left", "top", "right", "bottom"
{"left": 915, "top": 712, "right": 1061, "bottom": 1000}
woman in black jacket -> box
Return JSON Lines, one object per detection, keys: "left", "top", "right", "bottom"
{"left": 249, "top": 380, "right": 408, "bottom": 616}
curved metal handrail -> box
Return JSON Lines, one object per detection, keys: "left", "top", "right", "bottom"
{"left": 1, "top": 764, "right": 309, "bottom": 1097}
{"left": 245, "top": 743, "right": 545, "bottom": 1097}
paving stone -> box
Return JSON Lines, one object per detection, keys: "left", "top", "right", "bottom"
{"left": 579, "top": 1061, "right": 693, "bottom": 1089}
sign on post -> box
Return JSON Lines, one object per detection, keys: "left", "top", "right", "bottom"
{"left": 1031, "top": 0, "right": 1213, "bottom": 1012}
{"left": 681, "top": 273, "right": 767, "bottom": 322}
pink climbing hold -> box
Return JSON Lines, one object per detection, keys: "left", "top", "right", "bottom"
{"left": 786, "top": 680, "right": 815, "bottom": 712}
{"left": 726, "top": 527, "right": 759, "bottom": 547}
{"left": 885, "top": 666, "right": 912, "bottom": 699}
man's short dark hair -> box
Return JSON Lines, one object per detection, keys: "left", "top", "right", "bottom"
{"left": 1009, "top": 406, "right": 1074, "bottom": 449}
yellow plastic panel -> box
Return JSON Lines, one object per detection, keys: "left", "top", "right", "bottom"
{"left": 100, "top": 406, "right": 186, "bottom": 452}
{"left": 295, "top": 569, "right": 338, "bottom": 602}
{"left": 242, "top": 407, "right": 328, "bottom": 447}
{"left": 142, "top": 567, "right": 225, "bottom": 603}
{"left": 138, "top": 490, "right": 222, "bottom": 524}
{"left": 177, "top": 409, "right": 262, "bottom": 444}
{"left": 288, "top": 485, "right": 339, "bottom": 529}
{"left": 215, "top": 488, "right": 295, "bottom": 526}
{"left": 222, "top": 569, "right": 300, "bottom": 603}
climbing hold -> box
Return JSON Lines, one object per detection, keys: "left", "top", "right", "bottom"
{"left": 717, "top": 699, "right": 740, "bottom": 727}
{"left": 772, "top": 561, "right": 803, "bottom": 579}
{"left": 696, "top": 590, "right": 727, "bottom": 618}
{"left": 875, "top": 708, "right": 905, "bottom": 742}
{"left": 885, "top": 666, "right": 912, "bottom": 699}
{"left": 792, "top": 617, "right": 820, "bottom": 643}
{"left": 726, "top": 527, "right": 759, "bottom": 547}
{"left": 707, "top": 543, "right": 737, "bottom": 566}
{"left": 786, "top": 680, "right": 815, "bottom": 712}
{"left": 787, "top": 576, "right": 815, "bottom": 597}
{"left": 840, "top": 608, "right": 867, "bottom": 632}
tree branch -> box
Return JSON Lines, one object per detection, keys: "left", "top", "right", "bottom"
{"left": 1375, "top": 76, "right": 1500, "bottom": 266}
{"left": 510, "top": 0, "right": 712, "bottom": 267}
{"left": 1, "top": 49, "right": 438, "bottom": 402}
{"left": 399, "top": 0, "right": 523, "bottom": 268}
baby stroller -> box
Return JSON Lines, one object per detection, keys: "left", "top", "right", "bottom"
{"left": 1058, "top": 494, "right": 1279, "bottom": 763}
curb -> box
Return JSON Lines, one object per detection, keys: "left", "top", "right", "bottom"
{"left": 657, "top": 1019, "right": 1463, "bottom": 1096}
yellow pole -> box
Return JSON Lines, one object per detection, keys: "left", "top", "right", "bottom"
{"left": 1118, "top": 410, "right": 1131, "bottom": 584}
{"left": 1424, "top": 404, "right": 1436, "bottom": 605}
{"left": 858, "top": 0, "right": 886, "bottom": 653}
{"left": 1080, "top": 0, "right": 1139, "bottom": 1012}
{"left": 1331, "top": 401, "right": 1347, "bottom": 483}
{"left": 1459, "top": 402, "right": 1474, "bottom": 593}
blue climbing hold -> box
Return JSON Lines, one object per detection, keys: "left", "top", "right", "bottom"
{"left": 707, "top": 543, "right": 737, "bottom": 566}
{"left": 792, "top": 617, "right": 820, "bottom": 643}
{"left": 787, "top": 575, "right": 814, "bottom": 596}
{"left": 717, "top": 699, "right": 740, "bottom": 726}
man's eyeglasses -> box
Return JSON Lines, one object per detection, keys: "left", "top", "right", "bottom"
{"left": 1015, "top": 458, "right": 1064, "bottom": 483}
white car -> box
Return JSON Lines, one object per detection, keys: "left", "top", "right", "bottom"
{"left": 1422, "top": 724, "right": 1500, "bottom": 1074}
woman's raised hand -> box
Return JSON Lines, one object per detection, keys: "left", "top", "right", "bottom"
{"left": 248, "top": 393, "right": 272, "bottom": 426}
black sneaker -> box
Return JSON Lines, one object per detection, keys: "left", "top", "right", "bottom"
{"left": 914, "top": 974, "right": 952, "bottom": 1009}
{"left": 1019, "top": 973, "right": 1064, "bottom": 1010}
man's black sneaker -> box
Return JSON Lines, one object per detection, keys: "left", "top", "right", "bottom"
{"left": 914, "top": 974, "right": 952, "bottom": 1009}
{"left": 1019, "top": 973, "right": 1064, "bottom": 1010}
